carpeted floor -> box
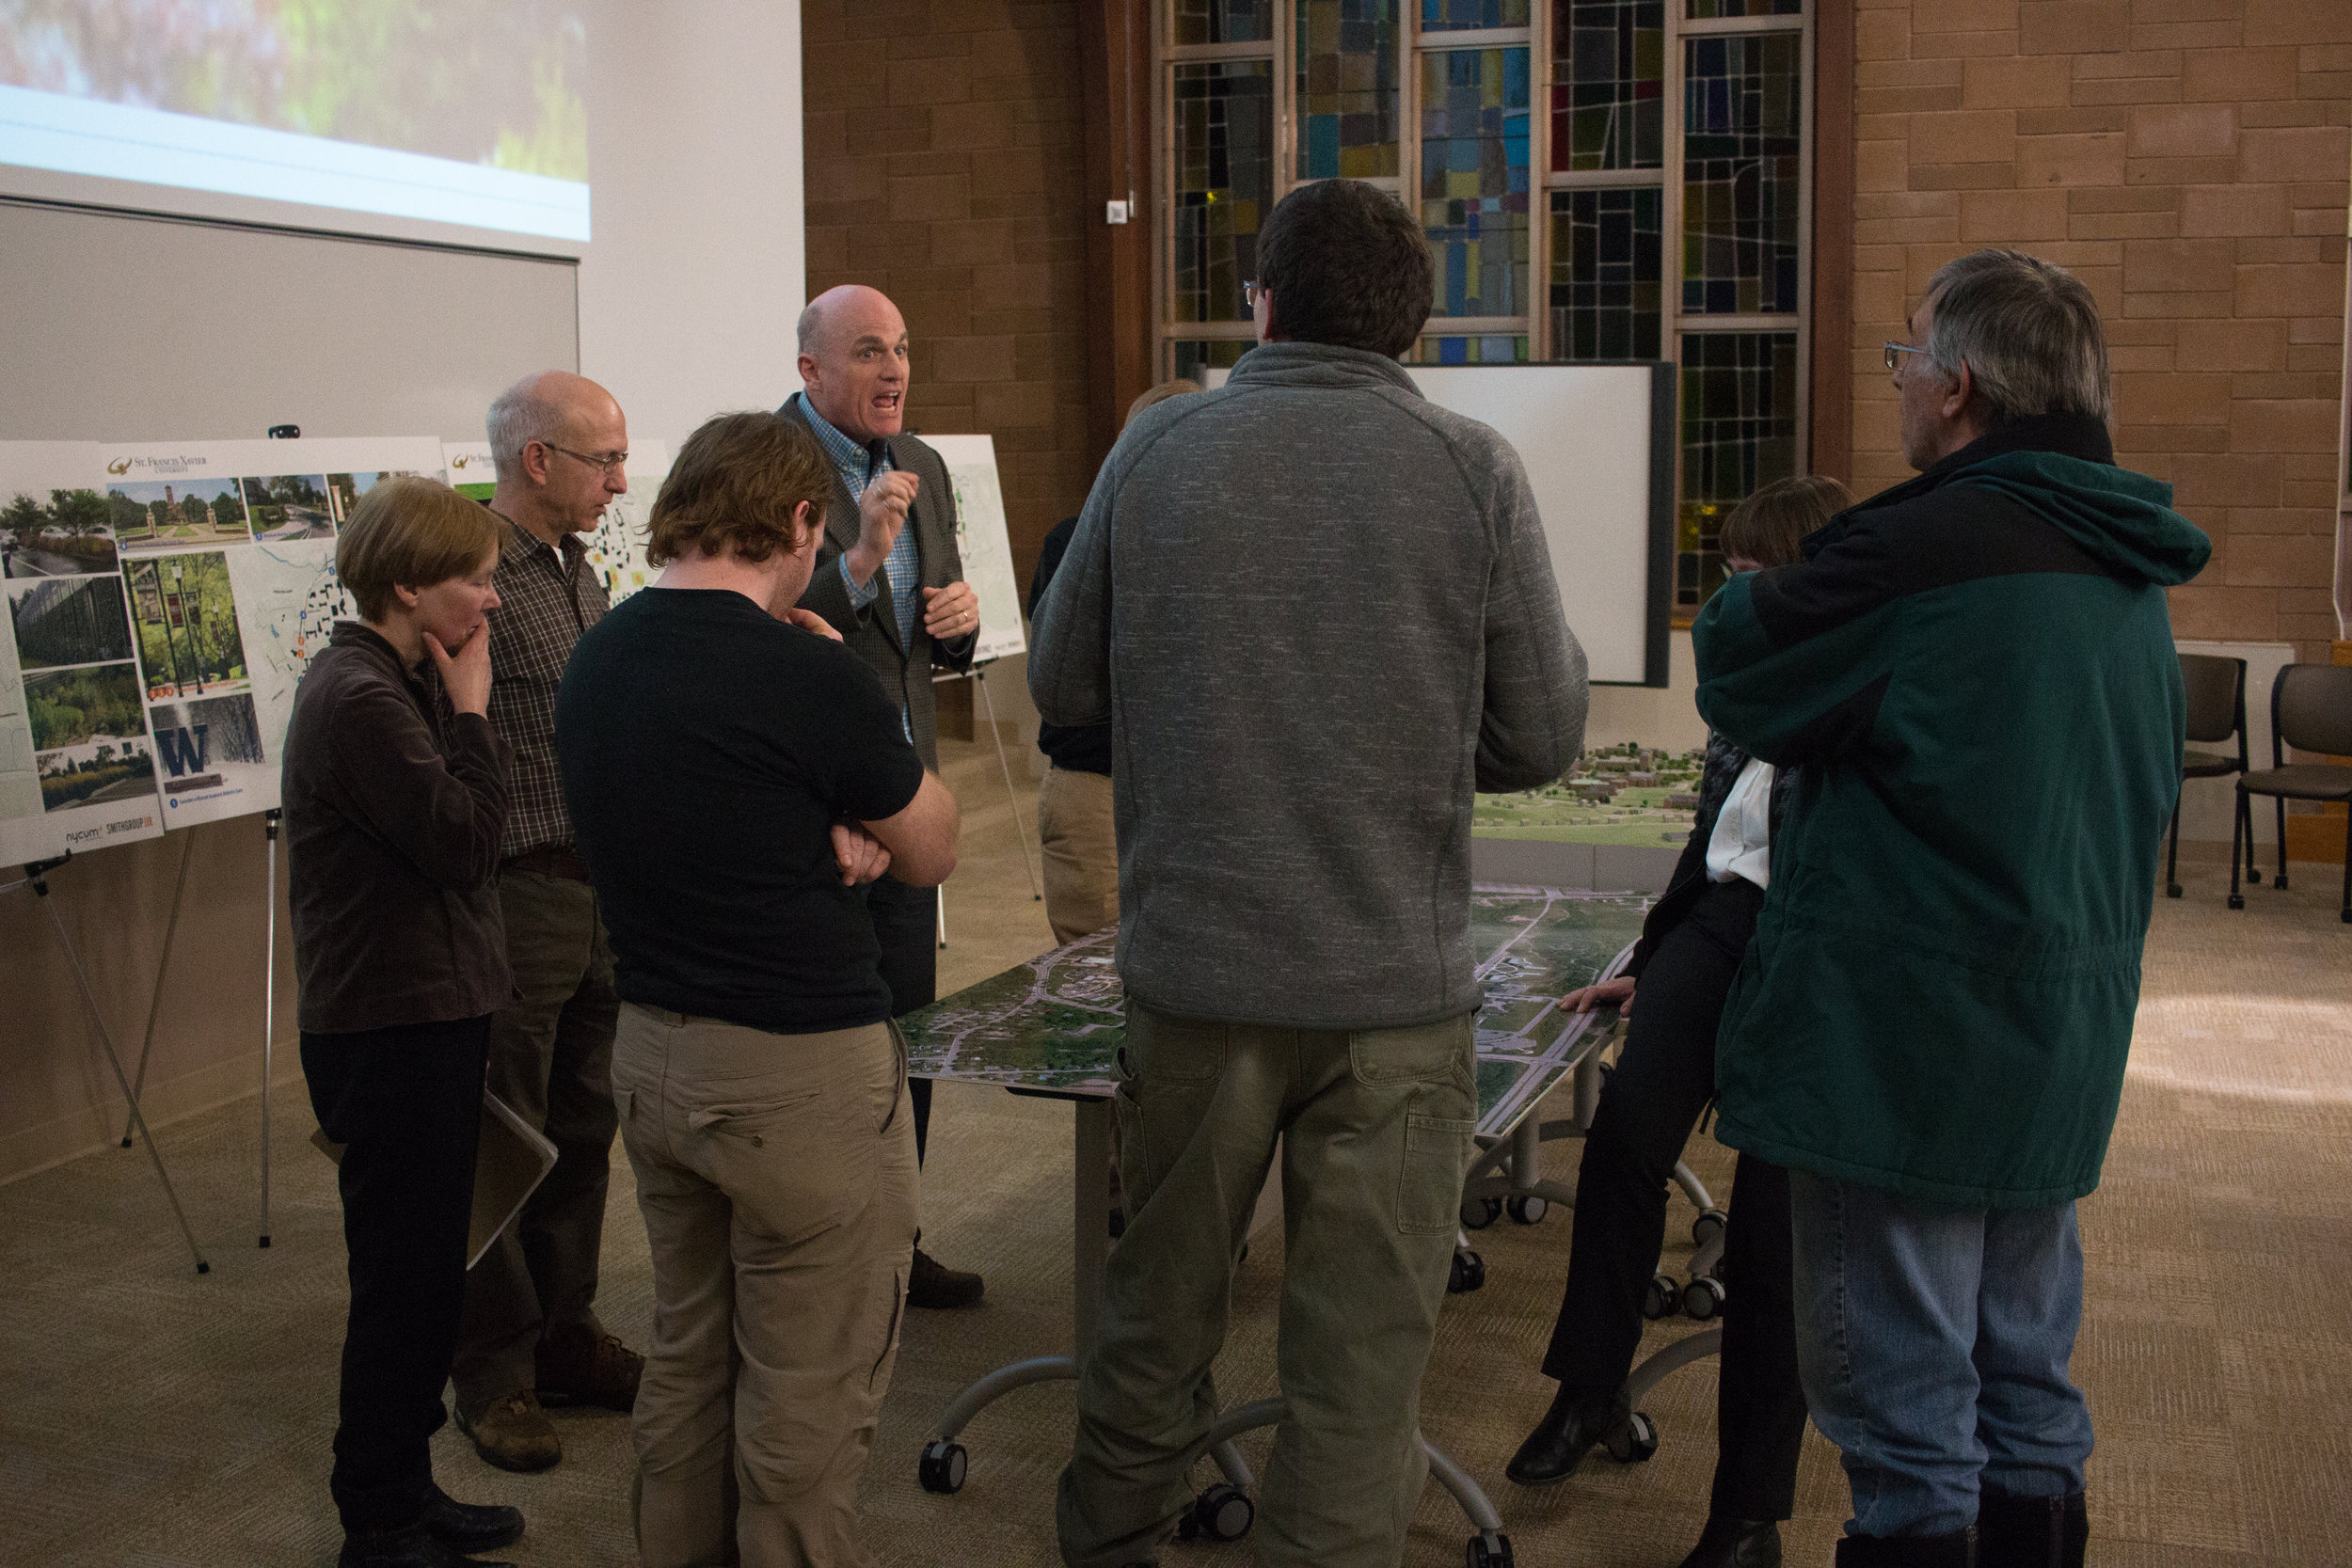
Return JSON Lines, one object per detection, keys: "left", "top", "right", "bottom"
{"left": 2, "top": 741, "right": 2346, "bottom": 1566}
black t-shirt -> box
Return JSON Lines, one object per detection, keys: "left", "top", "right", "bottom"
{"left": 1027, "top": 515, "right": 1112, "bottom": 776}
{"left": 557, "top": 588, "right": 925, "bottom": 1034}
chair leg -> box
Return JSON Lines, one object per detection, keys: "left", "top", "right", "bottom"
{"left": 2165, "top": 797, "right": 2184, "bottom": 898}
{"left": 2340, "top": 814, "right": 2350, "bottom": 926}
{"left": 2228, "top": 786, "right": 2247, "bottom": 911}
{"left": 2274, "top": 795, "right": 2290, "bottom": 889}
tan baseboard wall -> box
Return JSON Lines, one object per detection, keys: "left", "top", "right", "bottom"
{"left": 0, "top": 1049, "right": 306, "bottom": 1189}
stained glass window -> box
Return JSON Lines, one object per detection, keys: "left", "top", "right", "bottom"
{"left": 1549, "top": 187, "right": 1661, "bottom": 359}
{"left": 1422, "top": 334, "right": 1530, "bottom": 362}
{"left": 1172, "top": 340, "right": 1252, "bottom": 384}
{"left": 1550, "top": 0, "right": 1663, "bottom": 170}
{"left": 1682, "top": 33, "right": 1802, "bottom": 315}
{"left": 1420, "top": 0, "right": 1533, "bottom": 26}
{"left": 1687, "top": 0, "right": 1799, "bottom": 16}
{"left": 1421, "top": 47, "right": 1531, "bottom": 320}
{"left": 1175, "top": 0, "right": 1275, "bottom": 44}
{"left": 1677, "top": 331, "right": 1797, "bottom": 606}
{"left": 1172, "top": 62, "right": 1275, "bottom": 325}
{"left": 1297, "top": 0, "right": 1402, "bottom": 179}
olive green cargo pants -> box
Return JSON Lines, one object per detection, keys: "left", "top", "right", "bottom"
{"left": 1056, "top": 1003, "right": 1478, "bottom": 1568}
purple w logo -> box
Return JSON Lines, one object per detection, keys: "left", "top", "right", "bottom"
{"left": 155, "top": 724, "right": 210, "bottom": 777}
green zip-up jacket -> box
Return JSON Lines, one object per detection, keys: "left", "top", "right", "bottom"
{"left": 1692, "top": 413, "right": 2211, "bottom": 1208}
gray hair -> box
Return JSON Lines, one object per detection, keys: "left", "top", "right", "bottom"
{"left": 1922, "top": 249, "right": 2111, "bottom": 427}
{"left": 485, "top": 376, "right": 568, "bottom": 483}
{"left": 795, "top": 301, "right": 822, "bottom": 354}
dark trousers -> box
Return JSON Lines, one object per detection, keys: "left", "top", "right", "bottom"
{"left": 453, "top": 869, "right": 620, "bottom": 1410}
{"left": 301, "top": 1015, "right": 491, "bottom": 1533}
{"left": 1538, "top": 879, "right": 1807, "bottom": 1520}
{"left": 864, "top": 873, "right": 938, "bottom": 1163}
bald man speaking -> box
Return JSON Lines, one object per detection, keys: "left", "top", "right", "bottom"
{"left": 783, "top": 286, "right": 985, "bottom": 1309}
{"left": 451, "top": 371, "right": 645, "bottom": 1474}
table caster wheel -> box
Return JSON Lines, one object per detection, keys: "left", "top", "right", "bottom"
{"left": 2273, "top": 874, "right": 2290, "bottom": 890}
{"left": 1683, "top": 1275, "right": 1725, "bottom": 1321}
{"left": 1691, "top": 1208, "right": 1728, "bottom": 1246}
{"left": 1642, "top": 1271, "right": 1681, "bottom": 1320}
{"left": 1449, "top": 1249, "right": 1486, "bottom": 1293}
{"left": 1506, "top": 1195, "right": 1548, "bottom": 1225}
{"left": 917, "top": 1439, "right": 967, "bottom": 1494}
{"left": 2228, "top": 895, "right": 2245, "bottom": 910}
{"left": 1178, "top": 1481, "right": 1254, "bottom": 1542}
{"left": 1461, "top": 1196, "right": 1502, "bottom": 1230}
{"left": 1605, "top": 1411, "right": 1659, "bottom": 1465}
{"left": 1464, "top": 1529, "right": 1516, "bottom": 1568}
{"left": 2166, "top": 882, "right": 2183, "bottom": 897}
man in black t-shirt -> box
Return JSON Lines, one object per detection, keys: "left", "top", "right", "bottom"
{"left": 557, "top": 411, "right": 958, "bottom": 1568}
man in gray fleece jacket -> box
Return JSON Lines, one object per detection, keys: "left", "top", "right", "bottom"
{"left": 1031, "top": 178, "right": 1588, "bottom": 1568}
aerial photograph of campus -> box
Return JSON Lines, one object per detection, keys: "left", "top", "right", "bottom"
{"left": 1472, "top": 744, "right": 1705, "bottom": 847}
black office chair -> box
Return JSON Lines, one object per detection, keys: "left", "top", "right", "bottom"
{"left": 2169, "top": 653, "right": 2250, "bottom": 899}
{"left": 2228, "top": 663, "right": 2352, "bottom": 924}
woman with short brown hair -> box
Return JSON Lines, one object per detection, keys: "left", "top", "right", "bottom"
{"left": 283, "top": 474, "right": 526, "bottom": 1568}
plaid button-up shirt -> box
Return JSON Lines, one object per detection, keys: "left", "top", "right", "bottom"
{"left": 483, "top": 515, "right": 609, "bottom": 860}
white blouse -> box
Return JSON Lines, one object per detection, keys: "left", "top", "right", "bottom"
{"left": 1704, "top": 755, "right": 1774, "bottom": 891}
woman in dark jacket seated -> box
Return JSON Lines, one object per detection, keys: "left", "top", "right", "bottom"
{"left": 1507, "top": 475, "right": 1851, "bottom": 1568}
{"left": 282, "top": 475, "right": 522, "bottom": 1568}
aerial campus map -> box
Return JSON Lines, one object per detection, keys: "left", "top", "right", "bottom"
{"left": 898, "top": 888, "right": 1654, "bottom": 1136}
{"left": 1473, "top": 742, "right": 1704, "bottom": 849}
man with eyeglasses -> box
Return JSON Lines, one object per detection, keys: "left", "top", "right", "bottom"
{"left": 449, "top": 369, "right": 645, "bottom": 1474}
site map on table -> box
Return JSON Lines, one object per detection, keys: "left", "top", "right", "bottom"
{"left": 899, "top": 887, "right": 1654, "bottom": 1137}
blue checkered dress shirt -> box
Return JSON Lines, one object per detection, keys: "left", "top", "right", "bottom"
{"left": 797, "top": 392, "right": 920, "bottom": 654}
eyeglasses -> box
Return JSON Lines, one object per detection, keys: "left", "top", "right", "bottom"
{"left": 1243, "top": 281, "right": 1267, "bottom": 311}
{"left": 1883, "top": 342, "right": 1931, "bottom": 373}
{"left": 540, "top": 441, "right": 628, "bottom": 477}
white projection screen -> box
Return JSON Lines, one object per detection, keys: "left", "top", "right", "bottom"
{"left": 0, "top": 2, "right": 590, "bottom": 245}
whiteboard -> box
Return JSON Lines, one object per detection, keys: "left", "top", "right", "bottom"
{"left": 1204, "top": 361, "right": 1674, "bottom": 686}
{"left": 921, "top": 435, "right": 1027, "bottom": 664}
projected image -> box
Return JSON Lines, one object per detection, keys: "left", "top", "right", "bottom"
{"left": 2, "top": 485, "right": 116, "bottom": 578}
{"left": 109, "top": 478, "right": 247, "bottom": 553}
{"left": 242, "top": 474, "right": 335, "bottom": 542}
{"left": 0, "top": 2, "right": 591, "bottom": 242}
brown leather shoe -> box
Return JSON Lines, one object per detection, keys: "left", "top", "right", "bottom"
{"left": 534, "top": 1324, "right": 644, "bottom": 1413}
{"left": 456, "top": 1390, "right": 561, "bottom": 1473}
{"left": 908, "top": 1245, "right": 984, "bottom": 1309}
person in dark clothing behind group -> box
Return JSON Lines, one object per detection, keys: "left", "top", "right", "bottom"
{"left": 558, "top": 410, "right": 960, "bottom": 1568}
{"left": 1026, "top": 377, "right": 1198, "bottom": 950}
{"left": 1506, "top": 475, "right": 1850, "bottom": 1568}
{"left": 283, "top": 476, "right": 526, "bottom": 1568}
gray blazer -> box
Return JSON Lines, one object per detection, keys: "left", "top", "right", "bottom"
{"left": 780, "top": 394, "right": 976, "bottom": 769}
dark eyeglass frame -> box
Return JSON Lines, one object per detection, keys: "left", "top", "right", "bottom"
{"left": 538, "top": 441, "right": 629, "bottom": 477}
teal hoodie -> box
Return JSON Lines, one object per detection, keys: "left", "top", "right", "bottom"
{"left": 1692, "top": 414, "right": 2210, "bottom": 1208}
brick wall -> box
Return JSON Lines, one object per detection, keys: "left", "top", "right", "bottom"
{"left": 803, "top": 0, "right": 1093, "bottom": 598}
{"left": 1849, "top": 0, "right": 2350, "bottom": 661}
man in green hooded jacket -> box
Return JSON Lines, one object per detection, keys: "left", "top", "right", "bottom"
{"left": 1692, "top": 249, "right": 2210, "bottom": 1568}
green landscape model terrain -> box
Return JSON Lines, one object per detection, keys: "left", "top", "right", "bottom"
{"left": 1473, "top": 742, "right": 1704, "bottom": 847}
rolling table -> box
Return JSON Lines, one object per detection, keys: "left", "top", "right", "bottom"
{"left": 898, "top": 885, "right": 1653, "bottom": 1567}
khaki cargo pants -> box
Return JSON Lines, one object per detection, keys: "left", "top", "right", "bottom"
{"left": 1057, "top": 1003, "right": 1478, "bottom": 1568}
{"left": 612, "top": 1004, "right": 918, "bottom": 1568}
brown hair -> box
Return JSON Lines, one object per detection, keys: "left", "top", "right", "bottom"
{"left": 338, "top": 475, "right": 502, "bottom": 621}
{"left": 1722, "top": 475, "right": 1855, "bottom": 570}
{"left": 646, "top": 411, "right": 831, "bottom": 568}
{"left": 1124, "top": 378, "right": 1200, "bottom": 428}
{"left": 1255, "top": 179, "right": 1435, "bottom": 359}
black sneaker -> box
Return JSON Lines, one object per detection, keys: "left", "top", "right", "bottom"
{"left": 421, "top": 1481, "right": 524, "bottom": 1555}
{"left": 908, "top": 1244, "right": 984, "bottom": 1308}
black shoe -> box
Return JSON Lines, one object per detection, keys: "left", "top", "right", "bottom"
{"left": 421, "top": 1481, "right": 525, "bottom": 1555}
{"left": 1678, "top": 1515, "right": 1782, "bottom": 1568}
{"left": 908, "top": 1244, "right": 985, "bottom": 1309}
{"left": 1504, "top": 1385, "right": 1623, "bottom": 1485}
{"left": 337, "top": 1522, "right": 514, "bottom": 1568}
{"left": 1833, "top": 1527, "right": 1978, "bottom": 1567}
{"left": 1977, "top": 1489, "right": 2086, "bottom": 1568}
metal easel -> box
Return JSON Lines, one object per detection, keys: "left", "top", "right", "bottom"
{"left": 931, "top": 662, "right": 1044, "bottom": 950}
{"left": 12, "top": 852, "right": 211, "bottom": 1274}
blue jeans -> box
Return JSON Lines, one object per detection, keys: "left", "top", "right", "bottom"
{"left": 1788, "top": 1170, "right": 2092, "bottom": 1538}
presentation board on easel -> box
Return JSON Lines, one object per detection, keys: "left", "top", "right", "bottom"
{"left": 923, "top": 435, "right": 1026, "bottom": 665}
{"left": 443, "top": 440, "right": 676, "bottom": 607}
{"left": 1200, "top": 361, "right": 1676, "bottom": 687}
